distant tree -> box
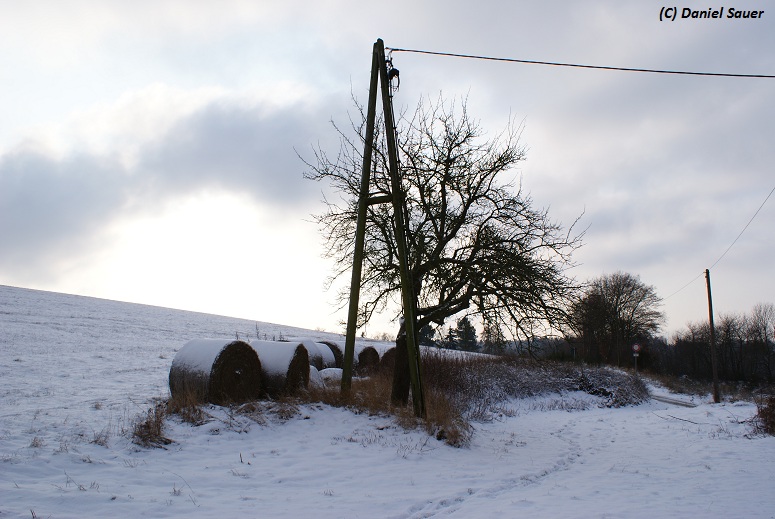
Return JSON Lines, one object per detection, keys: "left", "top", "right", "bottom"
{"left": 746, "top": 303, "right": 775, "bottom": 381}
{"left": 565, "top": 272, "right": 664, "bottom": 366}
{"left": 418, "top": 323, "right": 436, "bottom": 346}
{"left": 456, "top": 316, "right": 478, "bottom": 352}
{"left": 482, "top": 317, "right": 508, "bottom": 355}
{"left": 443, "top": 326, "right": 458, "bottom": 350}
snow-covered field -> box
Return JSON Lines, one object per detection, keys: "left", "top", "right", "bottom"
{"left": 1, "top": 285, "right": 773, "bottom": 518}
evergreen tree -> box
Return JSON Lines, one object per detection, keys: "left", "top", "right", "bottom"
{"left": 456, "top": 317, "right": 478, "bottom": 352}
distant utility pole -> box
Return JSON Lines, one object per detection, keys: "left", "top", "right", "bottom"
{"left": 705, "top": 269, "right": 721, "bottom": 403}
{"left": 341, "top": 38, "right": 426, "bottom": 418}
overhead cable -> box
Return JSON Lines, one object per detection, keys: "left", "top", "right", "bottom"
{"left": 387, "top": 47, "right": 775, "bottom": 78}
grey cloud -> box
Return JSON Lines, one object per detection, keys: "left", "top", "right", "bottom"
{"left": 0, "top": 151, "right": 128, "bottom": 277}
{"left": 0, "top": 97, "right": 342, "bottom": 278}
{"left": 137, "top": 101, "right": 337, "bottom": 205}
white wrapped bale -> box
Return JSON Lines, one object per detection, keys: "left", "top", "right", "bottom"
{"left": 169, "top": 339, "right": 261, "bottom": 405}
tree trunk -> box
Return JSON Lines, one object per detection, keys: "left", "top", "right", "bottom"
{"left": 391, "top": 323, "right": 410, "bottom": 406}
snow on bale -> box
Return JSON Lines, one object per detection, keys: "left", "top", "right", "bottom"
{"left": 250, "top": 340, "right": 310, "bottom": 397}
{"left": 320, "top": 368, "right": 343, "bottom": 384}
{"left": 169, "top": 339, "right": 262, "bottom": 405}
{"left": 289, "top": 338, "right": 336, "bottom": 370}
{"left": 308, "top": 365, "right": 324, "bottom": 389}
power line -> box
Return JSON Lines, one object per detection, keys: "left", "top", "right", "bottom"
{"left": 664, "top": 184, "right": 775, "bottom": 301}
{"left": 709, "top": 184, "right": 775, "bottom": 270}
{"left": 387, "top": 47, "right": 775, "bottom": 79}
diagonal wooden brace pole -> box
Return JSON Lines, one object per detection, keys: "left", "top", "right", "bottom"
{"left": 341, "top": 41, "right": 380, "bottom": 393}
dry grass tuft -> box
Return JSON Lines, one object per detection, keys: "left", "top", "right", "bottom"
{"left": 132, "top": 402, "right": 172, "bottom": 448}
{"left": 166, "top": 386, "right": 208, "bottom": 425}
{"left": 753, "top": 392, "right": 775, "bottom": 436}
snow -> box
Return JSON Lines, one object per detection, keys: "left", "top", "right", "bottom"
{"left": 1, "top": 285, "right": 774, "bottom": 518}
{"left": 172, "top": 339, "right": 238, "bottom": 374}
{"left": 250, "top": 340, "right": 304, "bottom": 376}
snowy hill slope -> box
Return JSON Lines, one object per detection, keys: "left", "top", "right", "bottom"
{"left": 1, "top": 285, "right": 774, "bottom": 518}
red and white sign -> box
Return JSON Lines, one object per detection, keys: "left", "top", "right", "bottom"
{"left": 632, "top": 343, "right": 642, "bottom": 353}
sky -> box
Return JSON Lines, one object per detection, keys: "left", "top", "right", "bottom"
{"left": 1, "top": 1, "right": 773, "bottom": 337}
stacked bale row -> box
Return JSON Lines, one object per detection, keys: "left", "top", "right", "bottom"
{"left": 312, "top": 340, "right": 385, "bottom": 375}
{"left": 169, "top": 339, "right": 395, "bottom": 405}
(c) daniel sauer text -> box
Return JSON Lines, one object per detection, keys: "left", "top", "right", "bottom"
{"left": 659, "top": 7, "right": 765, "bottom": 21}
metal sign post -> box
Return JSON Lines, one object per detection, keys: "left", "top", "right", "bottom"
{"left": 632, "top": 343, "right": 641, "bottom": 373}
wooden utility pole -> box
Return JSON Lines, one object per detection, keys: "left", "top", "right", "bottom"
{"left": 705, "top": 269, "right": 721, "bottom": 403}
{"left": 341, "top": 43, "right": 380, "bottom": 393}
{"left": 341, "top": 39, "right": 426, "bottom": 418}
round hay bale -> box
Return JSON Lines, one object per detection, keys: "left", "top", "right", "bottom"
{"left": 379, "top": 346, "right": 396, "bottom": 374}
{"left": 250, "top": 340, "right": 310, "bottom": 397}
{"left": 169, "top": 339, "right": 261, "bottom": 405}
{"left": 319, "top": 341, "right": 344, "bottom": 368}
{"left": 309, "top": 365, "right": 324, "bottom": 389}
{"left": 296, "top": 339, "right": 324, "bottom": 370}
{"left": 356, "top": 345, "right": 380, "bottom": 375}
{"left": 314, "top": 342, "right": 337, "bottom": 369}
{"left": 320, "top": 368, "right": 343, "bottom": 384}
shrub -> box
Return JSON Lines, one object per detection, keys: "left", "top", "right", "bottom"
{"left": 754, "top": 393, "right": 775, "bottom": 435}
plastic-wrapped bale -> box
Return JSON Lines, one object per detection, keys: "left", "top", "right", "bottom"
{"left": 356, "top": 345, "right": 380, "bottom": 375}
{"left": 169, "top": 339, "right": 261, "bottom": 405}
{"left": 250, "top": 340, "right": 310, "bottom": 396}
{"left": 318, "top": 341, "right": 344, "bottom": 368}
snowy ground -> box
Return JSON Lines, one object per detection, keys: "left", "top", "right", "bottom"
{"left": 1, "top": 285, "right": 774, "bottom": 518}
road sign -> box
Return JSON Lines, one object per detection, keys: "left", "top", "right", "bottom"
{"left": 632, "top": 343, "right": 642, "bottom": 353}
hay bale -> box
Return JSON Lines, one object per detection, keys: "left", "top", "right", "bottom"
{"left": 309, "top": 365, "right": 324, "bottom": 389}
{"left": 250, "top": 340, "right": 310, "bottom": 396}
{"left": 295, "top": 339, "right": 324, "bottom": 370}
{"left": 320, "top": 368, "right": 343, "bottom": 384}
{"left": 314, "top": 342, "right": 337, "bottom": 369}
{"left": 169, "top": 339, "right": 261, "bottom": 405}
{"left": 379, "top": 346, "right": 396, "bottom": 374}
{"left": 356, "top": 345, "right": 380, "bottom": 375}
{"left": 319, "top": 341, "right": 344, "bottom": 368}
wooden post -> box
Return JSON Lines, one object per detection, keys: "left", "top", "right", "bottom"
{"left": 340, "top": 39, "right": 426, "bottom": 418}
{"left": 376, "top": 39, "right": 426, "bottom": 418}
{"left": 341, "top": 42, "right": 380, "bottom": 393}
{"left": 705, "top": 269, "right": 721, "bottom": 403}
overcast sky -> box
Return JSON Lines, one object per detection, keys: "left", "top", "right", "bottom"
{"left": 1, "top": 1, "right": 773, "bottom": 337}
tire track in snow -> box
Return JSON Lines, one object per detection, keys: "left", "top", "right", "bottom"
{"left": 399, "top": 415, "right": 585, "bottom": 518}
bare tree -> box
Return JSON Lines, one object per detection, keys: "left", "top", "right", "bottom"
{"left": 747, "top": 302, "right": 775, "bottom": 380}
{"left": 566, "top": 272, "right": 664, "bottom": 366}
{"left": 304, "top": 96, "right": 582, "bottom": 400}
